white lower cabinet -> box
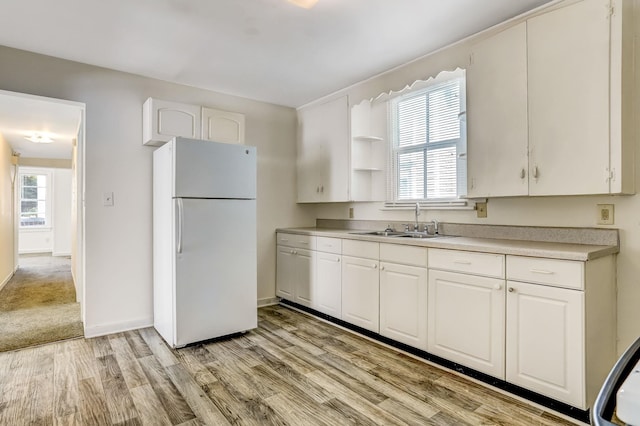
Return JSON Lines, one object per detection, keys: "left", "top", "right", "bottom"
{"left": 275, "top": 233, "right": 316, "bottom": 307}
{"left": 315, "top": 251, "right": 342, "bottom": 317}
{"left": 505, "top": 280, "right": 584, "bottom": 407}
{"left": 428, "top": 270, "right": 505, "bottom": 378}
{"left": 380, "top": 262, "right": 427, "bottom": 350}
{"left": 276, "top": 245, "right": 296, "bottom": 300}
{"left": 341, "top": 255, "right": 379, "bottom": 333}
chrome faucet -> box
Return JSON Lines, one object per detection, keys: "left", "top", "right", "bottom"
{"left": 431, "top": 219, "right": 439, "bottom": 235}
{"left": 414, "top": 202, "right": 420, "bottom": 231}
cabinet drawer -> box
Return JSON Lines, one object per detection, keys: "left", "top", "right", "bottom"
{"left": 428, "top": 248, "right": 504, "bottom": 278}
{"left": 380, "top": 243, "right": 427, "bottom": 267}
{"left": 507, "top": 256, "right": 584, "bottom": 290}
{"left": 317, "top": 237, "right": 342, "bottom": 254}
{"left": 276, "top": 233, "right": 316, "bottom": 250}
{"left": 342, "top": 240, "right": 379, "bottom": 259}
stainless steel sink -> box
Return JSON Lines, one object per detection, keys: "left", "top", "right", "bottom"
{"left": 349, "top": 230, "right": 406, "bottom": 237}
{"left": 349, "top": 230, "right": 445, "bottom": 238}
{"left": 395, "top": 232, "right": 442, "bottom": 239}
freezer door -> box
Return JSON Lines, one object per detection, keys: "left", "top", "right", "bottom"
{"left": 173, "top": 137, "right": 256, "bottom": 199}
{"left": 174, "top": 198, "right": 257, "bottom": 346}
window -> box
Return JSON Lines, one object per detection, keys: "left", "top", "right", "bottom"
{"left": 389, "top": 71, "right": 466, "bottom": 202}
{"left": 20, "top": 172, "right": 49, "bottom": 227}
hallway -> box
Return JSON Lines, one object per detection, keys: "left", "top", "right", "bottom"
{"left": 0, "top": 254, "right": 83, "bottom": 352}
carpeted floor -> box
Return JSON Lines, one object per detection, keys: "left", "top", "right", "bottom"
{"left": 0, "top": 255, "right": 83, "bottom": 352}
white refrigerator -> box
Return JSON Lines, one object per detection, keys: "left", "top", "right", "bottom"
{"left": 153, "top": 137, "right": 257, "bottom": 348}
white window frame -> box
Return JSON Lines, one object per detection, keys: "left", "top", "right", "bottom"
{"left": 386, "top": 69, "right": 468, "bottom": 208}
{"left": 19, "top": 168, "right": 52, "bottom": 229}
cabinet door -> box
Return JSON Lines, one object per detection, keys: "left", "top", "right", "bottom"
{"left": 297, "top": 96, "right": 350, "bottom": 203}
{"left": 341, "top": 256, "right": 379, "bottom": 332}
{"left": 143, "top": 98, "right": 201, "bottom": 146}
{"left": 294, "top": 249, "right": 315, "bottom": 308}
{"left": 467, "top": 23, "right": 528, "bottom": 197}
{"left": 201, "top": 107, "right": 245, "bottom": 145}
{"left": 527, "top": 0, "right": 610, "bottom": 195}
{"left": 506, "top": 281, "right": 584, "bottom": 408}
{"left": 380, "top": 262, "right": 427, "bottom": 350}
{"left": 428, "top": 270, "right": 505, "bottom": 378}
{"left": 276, "top": 246, "right": 296, "bottom": 300}
{"left": 316, "top": 252, "right": 342, "bottom": 318}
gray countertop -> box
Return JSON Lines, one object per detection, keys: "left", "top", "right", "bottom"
{"left": 276, "top": 227, "right": 618, "bottom": 261}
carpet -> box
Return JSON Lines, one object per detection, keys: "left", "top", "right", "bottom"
{"left": 0, "top": 255, "right": 83, "bottom": 352}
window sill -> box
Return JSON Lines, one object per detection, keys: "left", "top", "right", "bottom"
{"left": 19, "top": 226, "right": 52, "bottom": 232}
{"left": 382, "top": 199, "right": 485, "bottom": 211}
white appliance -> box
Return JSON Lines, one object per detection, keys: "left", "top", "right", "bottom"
{"left": 153, "top": 137, "right": 257, "bottom": 348}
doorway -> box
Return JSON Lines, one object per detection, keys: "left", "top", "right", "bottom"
{"left": 0, "top": 90, "right": 85, "bottom": 351}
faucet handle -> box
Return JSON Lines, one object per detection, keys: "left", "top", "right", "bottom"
{"left": 384, "top": 224, "right": 395, "bottom": 232}
{"left": 403, "top": 224, "right": 410, "bottom": 232}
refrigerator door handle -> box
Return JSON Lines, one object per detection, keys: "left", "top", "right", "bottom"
{"left": 177, "top": 198, "right": 184, "bottom": 254}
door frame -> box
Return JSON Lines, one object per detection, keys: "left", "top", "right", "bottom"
{"left": 1, "top": 89, "right": 86, "bottom": 324}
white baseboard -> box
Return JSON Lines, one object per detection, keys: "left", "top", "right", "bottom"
{"left": 0, "top": 270, "right": 14, "bottom": 292}
{"left": 84, "top": 317, "right": 153, "bottom": 338}
{"left": 258, "top": 297, "right": 279, "bottom": 307}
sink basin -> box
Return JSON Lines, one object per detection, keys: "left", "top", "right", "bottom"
{"left": 349, "top": 230, "right": 406, "bottom": 237}
{"left": 396, "top": 232, "right": 443, "bottom": 239}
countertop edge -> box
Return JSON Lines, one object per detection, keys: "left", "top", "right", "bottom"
{"left": 275, "top": 227, "right": 619, "bottom": 262}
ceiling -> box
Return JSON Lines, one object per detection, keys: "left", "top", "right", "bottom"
{"left": 0, "top": 93, "right": 81, "bottom": 160}
{"left": 0, "top": 0, "right": 554, "bottom": 108}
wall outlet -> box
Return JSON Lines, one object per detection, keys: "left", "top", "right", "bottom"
{"left": 476, "top": 202, "right": 488, "bottom": 218}
{"left": 348, "top": 207, "right": 354, "bottom": 219}
{"left": 597, "top": 204, "right": 614, "bottom": 225}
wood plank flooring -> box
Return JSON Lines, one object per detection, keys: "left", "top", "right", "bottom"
{"left": 0, "top": 305, "right": 578, "bottom": 425}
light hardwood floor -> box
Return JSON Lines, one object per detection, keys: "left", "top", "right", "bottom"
{"left": 0, "top": 305, "right": 577, "bottom": 425}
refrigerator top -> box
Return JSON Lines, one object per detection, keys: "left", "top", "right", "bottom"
{"left": 163, "top": 137, "right": 256, "bottom": 199}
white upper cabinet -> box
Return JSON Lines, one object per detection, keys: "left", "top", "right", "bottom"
{"left": 201, "top": 107, "right": 245, "bottom": 145}
{"left": 467, "top": 23, "right": 528, "bottom": 198}
{"left": 297, "top": 96, "right": 350, "bottom": 203}
{"left": 467, "top": 0, "right": 635, "bottom": 197}
{"left": 527, "top": 0, "right": 611, "bottom": 195}
{"left": 143, "top": 98, "right": 201, "bottom": 146}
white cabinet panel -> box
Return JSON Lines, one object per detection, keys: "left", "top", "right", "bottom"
{"left": 276, "top": 246, "right": 296, "bottom": 300}
{"left": 507, "top": 255, "right": 584, "bottom": 290}
{"left": 506, "top": 281, "right": 584, "bottom": 407}
{"left": 201, "top": 107, "right": 245, "bottom": 145}
{"left": 380, "top": 243, "right": 427, "bottom": 268}
{"left": 341, "top": 255, "right": 379, "bottom": 332}
{"left": 380, "top": 262, "right": 427, "bottom": 350}
{"left": 428, "top": 248, "right": 504, "bottom": 278}
{"left": 294, "top": 249, "right": 315, "bottom": 307}
{"left": 428, "top": 270, "right": 505, "bottom": 378}
{"left": 527, "top": 0, "right": 610, "bottom": 195}
{"left": 297, "top": 96, "right": 350, "bottom": 203}
{"left": 467, "top": 22, "right": 528, "bottom": 197}
{"left": 143, "top": 98, "right": 201, "bottom": 146}
{"left": 316, "top": 252, "right": 342, "bottom": 318}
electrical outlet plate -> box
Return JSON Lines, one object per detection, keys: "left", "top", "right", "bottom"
{"left": 476, "top": 202, "right": 487, "bottom": 218}
{"left": 597, "top": 204, "right": 614, "bottom": 225}
{"left": 348, "top": 207, "right": 354, "bottom": 219}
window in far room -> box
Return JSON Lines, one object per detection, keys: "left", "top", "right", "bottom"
{"left": 19, "top": 172, "right": 50, "bottom": 227}
{"left": 389, "top": 69, "right": 466, "bottom": 202}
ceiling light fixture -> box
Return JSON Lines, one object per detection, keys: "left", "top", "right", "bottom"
{"left": 288, "top": 0, "right": 318, "bottom": 9}
{"left": 25, "top": 134, "right": 54, "bottom": 144}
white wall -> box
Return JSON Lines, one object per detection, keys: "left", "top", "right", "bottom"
{"left": 0, "top": 45, "right": 315, "bottom": 337}
{"left": 0, "top": 134, "right": 15, "bottom": 288}
{"left": 309, "top": 3, "right": 640, "bottom": 354}
{"left": 53, "top": 168, "right": 72, "bottom": 256}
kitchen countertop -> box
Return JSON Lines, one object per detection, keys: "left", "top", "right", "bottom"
{"left": 276, "top": 227, "right": 619, "bottom": 261}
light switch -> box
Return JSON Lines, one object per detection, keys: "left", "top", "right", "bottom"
{"left": 103, "top": 192, "right": 114, "bottom": 207}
